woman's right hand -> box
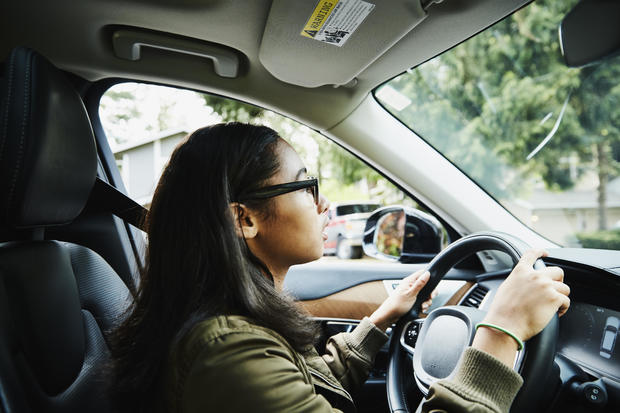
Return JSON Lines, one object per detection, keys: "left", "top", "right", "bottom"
{"left": 484, "top": 249, "right": 570, "bottom": 341}
{"left": 472, "top": 249, "right": 570, "bottom": 365}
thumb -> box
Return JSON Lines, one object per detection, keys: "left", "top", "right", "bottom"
{"left": 517, "top": 249, "right": 548, "bottom": 268}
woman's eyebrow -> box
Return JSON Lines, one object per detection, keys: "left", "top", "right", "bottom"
{"left": 295, "top": 167, "right": 307, "bottom": 180}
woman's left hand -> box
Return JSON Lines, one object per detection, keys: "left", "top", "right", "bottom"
{"left": 369, "top": 269, "right": 436, "bottom": 331}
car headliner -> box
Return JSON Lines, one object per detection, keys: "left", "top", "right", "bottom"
{"left": 1, "top": 0, "right": 528, "bottom": 131}
{"left": 3, "top": 0, "right": 555, "bottom": 248}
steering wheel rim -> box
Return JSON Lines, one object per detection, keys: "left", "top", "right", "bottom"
{"left": 386, "top": 231, "right": 559, "bottom": 413}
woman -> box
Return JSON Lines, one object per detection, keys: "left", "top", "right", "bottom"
{"left": 110, "top": 123, "right": 570, "bottom": 413}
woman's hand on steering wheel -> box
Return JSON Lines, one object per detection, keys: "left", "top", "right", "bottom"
{"left": 473, "top": 249, "right": 571, "bottom": 366}
{"left": 370, "top": 269, "right": 436, "bottom": 331}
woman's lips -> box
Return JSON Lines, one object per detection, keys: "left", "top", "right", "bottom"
{"left": 322, "top": 231, "right": 328, "bottom": 241}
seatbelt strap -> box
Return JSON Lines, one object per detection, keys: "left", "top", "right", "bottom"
{"left": 90, "top": 177, "right": 147, "bottom": 231}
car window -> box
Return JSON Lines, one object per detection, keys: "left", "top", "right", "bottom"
{"left": 375, "top": 0, "right": 620, "bottom": 250}
{"left": 99, "top": 82, "right": 448, "bottom": 260}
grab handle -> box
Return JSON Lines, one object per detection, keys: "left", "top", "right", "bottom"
{"left": 112, "top": 29, "right": 239, "bottom": 78}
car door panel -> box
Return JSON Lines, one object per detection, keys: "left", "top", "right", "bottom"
{"left": 285, "top": 261, "right": 478, "bottom": 300}
{"left": 297, "top": 279, "right": 475, "bottom": 320}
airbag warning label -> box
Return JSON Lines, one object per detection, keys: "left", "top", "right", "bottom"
{"left": 301, "top": 0, "right": 375, "bottom": 47}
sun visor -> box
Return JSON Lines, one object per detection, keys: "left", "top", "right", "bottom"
{"left": 259, "top": 0, "right": 428, "bottom": 88}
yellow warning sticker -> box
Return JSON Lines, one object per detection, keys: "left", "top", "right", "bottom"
{"left": 301, "top": 1, "right": 338, "bottom": 39}
{"left": 301, "top": 0, "right": 375, "bottom": 47}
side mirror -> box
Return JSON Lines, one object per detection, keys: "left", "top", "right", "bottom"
{"left": 363, "top": 206, "right": 443, "bottom": 263}
{"left": 560, "top": 0, "right": 620, "bottom": 67}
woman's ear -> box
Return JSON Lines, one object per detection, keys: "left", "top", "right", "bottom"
{"left": 230, "top": 203, "right": 258, "bottom": 239}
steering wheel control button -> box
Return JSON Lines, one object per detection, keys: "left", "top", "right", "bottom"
{"left": 571, "top": 379, "right": 608, "bottom": 407}
{"left": 405, "top": 321, "right": 422, "bottom": 347}
{"left": 400, "top": 320, "right": 424, "bottom": 355}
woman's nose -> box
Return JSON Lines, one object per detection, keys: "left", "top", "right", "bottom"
{"left": 318, "top": 194, "right": 329, "bottom": 214}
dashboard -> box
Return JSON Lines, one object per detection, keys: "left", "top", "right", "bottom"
{"left": 287, "top": 247, "right": 620, "bottom": 411}
{"left": 558, "top": 302, "right": 620, "bottom": 382}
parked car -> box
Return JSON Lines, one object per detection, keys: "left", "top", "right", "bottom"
{"left": 1, "top": 0, "right": 620, "bottom": 412}
{"left": 324, "top": 202, "right": 380, "bottom": 259}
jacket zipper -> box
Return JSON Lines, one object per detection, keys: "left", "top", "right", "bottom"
{"left": 308, "top": 369, "right": 353, "bottom": 401}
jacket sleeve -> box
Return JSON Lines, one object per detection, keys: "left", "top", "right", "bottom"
{"left": 180, "top": 330, "right": 343, "bottom": 413}
{"left": 421, "top": 347, "right": 524, "bottom": 413}
{"left": 321, "top": 317, "right": 389, "bottom": 392}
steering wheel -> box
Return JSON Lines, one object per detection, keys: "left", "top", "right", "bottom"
{"left": 386, "top": 231, "right": 559, "bottom": 413}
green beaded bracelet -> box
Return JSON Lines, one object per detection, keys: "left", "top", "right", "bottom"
{"left": 475, "top": 322, "right": 524, "bottom": 351}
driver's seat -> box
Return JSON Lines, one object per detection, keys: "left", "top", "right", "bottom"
{"left": 0, "top": 47, "right": 131, "bottom": 412}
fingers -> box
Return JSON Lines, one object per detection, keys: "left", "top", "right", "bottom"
{"left": 421, "top": 288, "right": 438, "bottom": 312}
{"left": 552, "top": 280, "right": 570, "bottom": 296}
{"left": 405, "top": 271, "right": 430, "bottom": 295}
{"left": 552, "top": 279, "right": 570, "bottom": 317}
{"left": 399, "top": 269, "right": 428, "bottom": 290}
{"left": 404, "top": 268, "right": 429, "bottom": 283}
{"left": 557, "top": 294, "right": 571, "bottom": 317}
{"left": 422, "top": 289, "right": 438, "bottom": 306}
{"left": 518, "top": 249, "right": 548, "bottom": 268}
{"left": 543, "top": 266, "right": 564, "bottom": 281}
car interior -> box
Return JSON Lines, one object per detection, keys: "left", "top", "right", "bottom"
{"left": 1, "top": 0, "right": 620, "bottom": 412}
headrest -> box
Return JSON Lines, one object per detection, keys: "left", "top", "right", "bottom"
{"left": 0, "top": 47, "right": 97, "bottom": 229}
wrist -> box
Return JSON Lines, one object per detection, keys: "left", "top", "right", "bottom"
{"left": 472, "top": 325, "right": 520, "bottom": 368}
{"left": 482, "top": 313, "right": 525, "bottom": 343}
{"left": 369, "top": 309, "right": 395, "bottom": 331}
{"left": 476, "top": 322, "right": 523, "bottom": 351}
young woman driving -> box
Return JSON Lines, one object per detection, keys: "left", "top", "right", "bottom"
{"left": 110, "top": 123, "right": 570, "bottom": 413}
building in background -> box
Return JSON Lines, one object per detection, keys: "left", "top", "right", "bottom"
{"left": 112, "top": 128, "right": 188, "bottom": 206}
{"left": 506, "top": 178, "right": 620, "bottom": 246}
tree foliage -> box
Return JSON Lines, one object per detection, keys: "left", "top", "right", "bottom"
{"left": 200, "top": 94, "right": 264, "bottom": 123}
{"left": 380, "top": 0, "right": 620, "bottom": 229}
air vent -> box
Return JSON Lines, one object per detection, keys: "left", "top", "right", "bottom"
{"left": 461, "top": 285, "right": 489, "bottom": 308}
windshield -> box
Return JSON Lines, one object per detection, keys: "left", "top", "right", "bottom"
{"left": 376, "top": 0, "right": 620, "bottom": 249}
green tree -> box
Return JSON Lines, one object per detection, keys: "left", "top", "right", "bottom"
{"left": 201, "top": 95, "right": 264, "bottom": 123}
{"left": 573, "top": 64, "right": 620, "bottom": 228}
{"left": 382, "top": 0, "right": 620, "bottom": 229}
{"left": 99, "top": 89, "right": 142, "bottom": 144}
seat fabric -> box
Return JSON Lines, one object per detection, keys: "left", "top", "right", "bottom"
{"left": 0, "top": 47, "right": 133, "bottom": 413}
{"left": 0, "top": 242, "right": 130, "bottom": 413}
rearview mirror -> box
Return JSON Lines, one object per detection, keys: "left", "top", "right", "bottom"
{"left": 363, "top": 206, "right": 443, "bottom": 263}
{"left": 560, "top": 0, "right": 620, "bottom": 67}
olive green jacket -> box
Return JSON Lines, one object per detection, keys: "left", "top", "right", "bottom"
{"left": 164, "top": 315, "right": 523, "bottom": 413}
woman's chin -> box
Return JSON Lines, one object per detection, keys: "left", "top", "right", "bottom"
{"left": 298, "top": 248, "right": 324, "bottom": 264}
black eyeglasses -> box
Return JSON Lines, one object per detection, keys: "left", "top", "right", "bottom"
{"left": 236, "top": 177, "right": 319, "bottom": 205}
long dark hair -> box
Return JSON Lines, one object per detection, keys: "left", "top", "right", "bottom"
{"left": 109, "top": 123, "right": 319, "bottom": 412}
